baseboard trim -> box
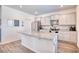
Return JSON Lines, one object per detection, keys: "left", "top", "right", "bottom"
{"left": 0, "top": 39, "right": 20, "bottom": 45}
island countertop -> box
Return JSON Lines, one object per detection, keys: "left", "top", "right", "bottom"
{"left": 20, "top": 31, "right": 57, "bottom": 40}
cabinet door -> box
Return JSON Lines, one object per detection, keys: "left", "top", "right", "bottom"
{"left": 54, "top": 15, "right": 60, "bottom": 20}
{"left": 21, "top": 35, "right": 33, "bottom": 49}
{"left": 59, "top": 32, "right": 70, "bottom": 41}
{"left": 70, "top": 32, "right": 77, "bottom": 43}
{"left": 32, "top": 37, "right": 40, "bottom": 52}
{"left": 41, "top": 17, "right": 45, "bottom": 25}
{"left": 59, "top": 13, "right": 76, "bottom": 25}
{"left": 45, "top": 17, "right": 50, "bottom": 25}
{"left": 51, "top": 15, "right": 59, "bottom": 20}
{"left": 65, "top": 13, "right": 76, "bottom": 25}
{"left": 59, "top": 32, "right": 77, "bottom": 43}
{"left": 39, "top": 39, "right": 53, "bottom": 53}
{"left": 59, "top": 15, "right": 66, "bottom": 25}
{"left": 41, "top": 17, "right": 50, "bottom": 25}
{"left": 68, "top": 13, "right": 76, "bottom": 25}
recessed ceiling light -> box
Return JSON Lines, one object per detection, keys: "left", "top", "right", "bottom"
{"left": 34, "top": 11, "right": 38, "bottom": 15}
{"left": 19, "top": 5, "right": 22, "bottom": 8}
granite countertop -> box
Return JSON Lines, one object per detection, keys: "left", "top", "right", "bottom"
{"left": 20, "top": 30, "right": 76, "bottom": 40}
{"left": 20, "top": 31, "right": 57, "bottom": 40}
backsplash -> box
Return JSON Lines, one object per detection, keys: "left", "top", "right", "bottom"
{"left": 40, "top": 25, "right": 76, "bottom": 32}
{"left": 58, "top": 25, "right": 76, "bottom": 31}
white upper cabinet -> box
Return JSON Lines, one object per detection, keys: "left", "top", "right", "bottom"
{"left": 51, "top": 15, "right": 59, "bottom": 20}
{"left": 59, "top": 13, "right": 76, "bottom": 25}
{"left": 41, "top": 16, "right": 50, "bottom": 25}
{"left": 40, "top": 17, "right": 46, "bottom": 25}
{"left": 44, "top": 16, "right": 51, "bottom": 25}
{"left": 40, "top": 12, "right": 76, "bottom": 26}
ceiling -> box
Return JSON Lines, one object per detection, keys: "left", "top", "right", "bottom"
{"left": 6, "top": 5, "right": 76, "bottom": 15}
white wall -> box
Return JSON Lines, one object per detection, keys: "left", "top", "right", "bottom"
{"left": 0, "top": 6, "right": 1, "bottom": 42}
{"left": 76, "top": 6, "right": 79, "bottom": 48}
{"left": 1, "top": 6, "right": 35, "bottom": 44}
{"left": 0, "top": 6, "right": 1, "bottom": 18}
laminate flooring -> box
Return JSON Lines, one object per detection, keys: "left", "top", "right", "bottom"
{"left": 0, "top": 40, "right": 79, "bottom": 53}
{"left": 58, "top": 40, "right": 79, "bottom": 53}
{"left": 0, "top": 40, "right": 34, "bottom": 53}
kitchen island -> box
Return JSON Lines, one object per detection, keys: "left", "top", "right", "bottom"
{"left": 20, "top": 31, "right": 58, "bottom": 53}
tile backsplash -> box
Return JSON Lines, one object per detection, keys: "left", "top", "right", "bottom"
{"left": 40, "top": 25, "right": 76, "bottom": 32}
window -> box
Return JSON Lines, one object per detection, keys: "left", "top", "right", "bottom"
{"left": 14, "top": 20, "right": 19, "bottom": 26}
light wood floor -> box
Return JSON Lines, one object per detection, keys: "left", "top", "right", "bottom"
{"left": 0, "top": 40, "right": 34, "bottom": 53}
{"left": 0, "top": 40, "right": 79, "bottom": 53}
{"left": 58, "top": 40, "right": 79, "bottom": 53}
